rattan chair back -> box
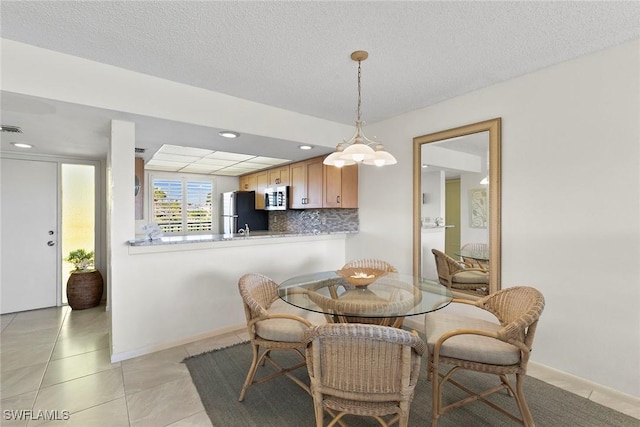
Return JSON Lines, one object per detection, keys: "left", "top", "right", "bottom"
{"left": 304, "top": 323, "right": 425, "bottom": 427}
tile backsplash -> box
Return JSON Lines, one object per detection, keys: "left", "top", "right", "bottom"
{"left": 269, "top": 209, "right": 359, "bottom": 233}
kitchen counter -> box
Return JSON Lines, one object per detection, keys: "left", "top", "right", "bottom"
{"left": 128, "top": 230, "right": 357, "bottom": 254}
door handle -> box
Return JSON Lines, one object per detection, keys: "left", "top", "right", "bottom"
{"left": 47, "top": 241, "right": 55, "bottom": 246}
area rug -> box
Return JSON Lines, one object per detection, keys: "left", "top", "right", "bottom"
{"left": 184, "top": 342, "right": 638, "bottom": 427}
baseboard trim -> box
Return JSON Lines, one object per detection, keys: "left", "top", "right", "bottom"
{"left": 110, "top": 323, "right": 245, "bottom": 363}
{"left": 527, "top": 361, "right": 640, "bottom": 419}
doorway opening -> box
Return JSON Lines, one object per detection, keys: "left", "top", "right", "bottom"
{"left": 61, "top": 164, "right": 96, "bottom": 304}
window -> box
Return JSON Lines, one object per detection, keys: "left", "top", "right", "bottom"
{"left": 152, "top": 177, "right": 213, "bottom": 234}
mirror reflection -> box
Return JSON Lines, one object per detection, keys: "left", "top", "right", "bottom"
{"left": 413, "top": 119, "right": 501, "bottom": 297}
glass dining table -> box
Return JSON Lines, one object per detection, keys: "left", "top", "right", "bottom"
{"left": 278, "top": 270, "right": 453, "bottom": 328}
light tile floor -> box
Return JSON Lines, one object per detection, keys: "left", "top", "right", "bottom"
{"left": 0, "top": 305, "right": 247, "bottom": 426}
{"left": 2, "top": 306, "right": 638, "bottom": 426}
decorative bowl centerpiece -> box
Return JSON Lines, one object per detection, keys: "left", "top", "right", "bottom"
{"left": 336, "top": 268, "right": 387, "bottom": 287}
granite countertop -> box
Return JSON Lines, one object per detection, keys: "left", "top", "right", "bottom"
{"left": 128, "top": 230, "right": 357, "bottom": 246}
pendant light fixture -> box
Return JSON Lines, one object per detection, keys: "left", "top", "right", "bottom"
{"left": 323, "top": 50, "right": 397, "bottom": 168}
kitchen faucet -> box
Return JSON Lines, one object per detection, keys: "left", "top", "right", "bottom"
{"left": 238, "top": 224, "right": 250, "bottom": 236}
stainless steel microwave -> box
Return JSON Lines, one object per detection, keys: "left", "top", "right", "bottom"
{"left": 264, "top": 186, "right": 289, "bottom": 210}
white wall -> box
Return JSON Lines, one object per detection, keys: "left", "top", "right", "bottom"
{"left": 350, "top": 40, "right": 640, "bottom": 397}
{"left": 113, "top": 235, "right": 347, "bottom": 361}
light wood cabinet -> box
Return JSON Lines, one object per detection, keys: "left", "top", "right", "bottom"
{"left": 268, "top": 165, "right": 290, "bottom": 187}
{"left": 323, "top": 163, "right": 358, "bottom": 208}
{"left": 238, "top": 171, "right": 267, "bottom": 209}
{"left": 239, "top": 173, "right": 257, "bottom": 192}
{"left": 241, "top": 156, "right": 358, "bottom": 209}
{"left": 290, "top": 157, "right": 323, "bottom": 208}
{"left": 255, "top": 171, "right": 268, "bottom": 209}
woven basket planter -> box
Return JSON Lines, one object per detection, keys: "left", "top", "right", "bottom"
{"left": 67, "top": 270, "right": 103, "bottom": 310}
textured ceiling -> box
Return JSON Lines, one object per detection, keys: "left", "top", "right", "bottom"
{"left": 1, "top": 1, "right": 639, "bottom": 160}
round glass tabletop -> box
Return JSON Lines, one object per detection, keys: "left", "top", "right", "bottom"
{"left": 278, "top": 270, "right": 453, "bottom": 319}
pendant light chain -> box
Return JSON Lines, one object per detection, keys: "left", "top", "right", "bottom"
{"left": 357, "top": 60, "right": 362, "bottom": 123}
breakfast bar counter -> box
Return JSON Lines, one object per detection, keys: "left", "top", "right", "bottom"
{"left": 113, "top": 230, "right": 353, "bottom": 362}
{"left": 128, "top": 230, "right": 356, "bottom": 253}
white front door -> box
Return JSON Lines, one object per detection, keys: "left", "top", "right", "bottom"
{"left": 1, "top": 158, "right": 58, "bottom": 314}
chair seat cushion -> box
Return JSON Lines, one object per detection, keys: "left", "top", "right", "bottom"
{"left": 425, "top": 312, "right": 520, "bottom": 365}
{"left": 452, "top": 270, "right": 489, "bottom": 284}
{"left": 255, "top": 317, "right": 309, "bottom": 342}
{"left": 255, "top": 299, "right": 327, "bottom": 343}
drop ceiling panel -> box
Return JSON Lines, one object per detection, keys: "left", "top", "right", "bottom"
{"left": 179, "top": 164, "right": 222, "bottom": 173}
{"left": 250, "top": 156, "right": 292, "bottom": 165}
{"left": 157, "top": 145, "right": 214, "bottom": 156}
{"left": 152, "top": 153, "right": 203, "bottom": 162}
{"left": 192, "top": 158, "right": 239, "bottom": 166}
{"left": 146, "top": 144, "right": 292, "bottom": 176}
{"left": 206, "top": 152, "right": 255, "bottom": 161}
{"left": 240, "top": 161, "right": 280, "bottom": 169}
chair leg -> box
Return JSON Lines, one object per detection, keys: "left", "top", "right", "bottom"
{"left": 397, "top": 403, "right": 410, "bottom": 427}
{"left": 431, "top": 358, "right": 441, "bottom": 427}
{"left": 312, "top": 397, "right": 324, "bottom": 427}
{"left": 499, "top": 374, "right": 514, "bottom": 397}
{"left": 514, "top": 373, "right": 535, "bottom": 427}
{"left": 238, "top": 343, "right": 261, "bottom": 402}
{"left": 426, "top": 353, "right": 433, "bottom": 381}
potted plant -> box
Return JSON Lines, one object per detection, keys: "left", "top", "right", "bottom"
{"left": 65, "top": 248, "right": 103, "bottom": 310}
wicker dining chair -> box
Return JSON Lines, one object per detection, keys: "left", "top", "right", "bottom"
{"left": 431, "top": 249, "right": 489, "bottom": 292}
{"left": 237, "top": 273, "right": 323, "bottom": 402}
{"left": 342, "top": 258, "right": 398, "bottom": 273}
{"left": 460, "top": 242, "right": 489, "bottom": 269}
{"left": 304, "top": 323, "right": 425, "bottom": 427}
{"left": 425, "top": 286, "right": 545, "bottom": 426}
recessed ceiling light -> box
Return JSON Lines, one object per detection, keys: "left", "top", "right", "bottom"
{"left": 218, "top": 131, "right": 239, "bottom": 139}
{"left": 299, "top": 145, "right": 313, "bottom": 150}
{"left": 422, "top": 164, "right": 429, "bottom": 168}
{"left": 11, "top": 142, "right": 33, "bottom": 149}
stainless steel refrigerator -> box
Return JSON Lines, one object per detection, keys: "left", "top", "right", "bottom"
{"left": 221, "top": 191, "right": 268, "bottom": 234}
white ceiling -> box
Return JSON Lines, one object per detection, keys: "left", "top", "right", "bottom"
{"left": 1, "top": 1, "right": 639, "bottom": 167}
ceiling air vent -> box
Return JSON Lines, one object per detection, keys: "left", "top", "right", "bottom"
{"left": 0, "top": 125, "right": 23, "bottom": 133}
{"left": 135, "top": 148, "right": 146, "bottom": 153}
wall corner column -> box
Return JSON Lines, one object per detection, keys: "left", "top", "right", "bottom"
{"left": 107, "top": 120, "right": 135, "bottom": 359}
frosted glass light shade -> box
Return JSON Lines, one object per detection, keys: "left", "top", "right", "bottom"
{"left": 340, "top": 143, "right": 375, "bottom": 163}
{"left": 363, "top": 150, "right": 397, "bottom": 166}
{"left": 323, "top": 150, "right": 356, "bottom": 167}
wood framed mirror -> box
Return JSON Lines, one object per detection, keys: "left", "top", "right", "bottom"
{"left": 413, "top": 118, "right": 501, "bottom": 297}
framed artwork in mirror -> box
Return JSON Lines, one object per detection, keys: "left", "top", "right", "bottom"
{"left": 469, "top": 188, "right": 488, "bottom": 228}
